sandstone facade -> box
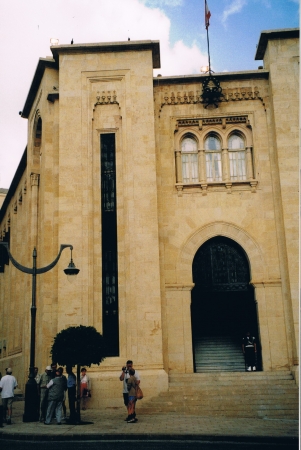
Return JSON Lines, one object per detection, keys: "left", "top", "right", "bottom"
{"left": 0, "top": 29, "right": 298, "bottom": 407}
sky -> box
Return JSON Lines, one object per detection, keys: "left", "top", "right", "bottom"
{"left": 0, "top": 0, "right": 299, "bottom": 189}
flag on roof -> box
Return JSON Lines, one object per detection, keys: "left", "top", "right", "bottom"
{"left": 205, "top": 0, "right": 211, "bottom": 30}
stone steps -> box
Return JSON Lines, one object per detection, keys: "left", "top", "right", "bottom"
{"left": 163, "top": 389, "right": 298, "bottom": 397}
{"left": 193, "top": 335, "right": 246, "bottom": 372}
{"left": 138, "top": 371, "right": 298, "bottom": 419}
{"left": 147, "top": 396, "right": 299, "bottom": 405}
{"left": 170, "top": 370, "right": 292, "bottom": 377}
{"left": 138, "top": 406, "right": 298, "bottom": 419}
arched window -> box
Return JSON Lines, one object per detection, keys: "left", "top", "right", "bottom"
{"left": 228, "top": 133, "right": 247, "bottom": 181}
{"left": 205, "top": 134, "right": 222, "bottom": 182}
{"left": 181, "top": 135, "right": 198, "bottom": 183}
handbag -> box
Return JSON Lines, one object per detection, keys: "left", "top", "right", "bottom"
{"left": 135, "top": 384, "right": 143, "bottom": 400}
{"left": 83, "top": 388, "right": 91, "bottom": 397}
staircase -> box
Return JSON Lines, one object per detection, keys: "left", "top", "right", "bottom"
{"left": 194, "top": 335, "right": 245, "bottom": 372}
{"left": 138, "top": 371, "right": 299, "bottom": 419}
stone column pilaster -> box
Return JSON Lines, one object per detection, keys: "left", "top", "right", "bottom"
{"left": 246, "top": 147, "right": 254, "bottom": 180}
{"left": 175, "top": 150, "right": 182, "bottom": 183}
{"left": 165, "top": 283, "right": 195, "bottom": 373}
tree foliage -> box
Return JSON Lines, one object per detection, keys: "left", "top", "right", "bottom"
{"left": 50, "top": 325, "right": 106, "bottom": 367}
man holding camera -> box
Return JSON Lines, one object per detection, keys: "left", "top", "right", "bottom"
{"left": 119, "top": 360, "right": 140, "bottom": 421}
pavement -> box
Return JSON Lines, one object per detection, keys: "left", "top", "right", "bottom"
{"left": 0, "top": 400, "right": 298, "bottom": 449}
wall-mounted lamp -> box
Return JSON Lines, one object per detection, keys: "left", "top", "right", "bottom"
{"left": 64, "top": 248, "right": 80, "bottom": 282}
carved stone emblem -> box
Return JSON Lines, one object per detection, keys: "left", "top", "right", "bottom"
{"left": 201, "top": 75, "right": 223, "bottom": 108}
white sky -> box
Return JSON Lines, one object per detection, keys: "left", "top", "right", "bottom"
{"left": 0, "top": 0, "right": 299, "bottom": 189}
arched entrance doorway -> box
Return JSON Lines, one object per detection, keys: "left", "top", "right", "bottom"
{"left": 191, "top": 236, "right": 261, "bottom": 372}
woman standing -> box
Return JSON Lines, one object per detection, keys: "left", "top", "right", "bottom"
{"left": 80, "top": 368, "right": 91, "bottom": 410}
{"left": 126, "top": 368, "right": 138, "bottom": 423}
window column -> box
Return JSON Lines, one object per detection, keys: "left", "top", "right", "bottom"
{"left": 246, "top": 146, "right": 254, "bottom": 180}
{"left": 175, "top": 150, "right": 182, "bottom": 183}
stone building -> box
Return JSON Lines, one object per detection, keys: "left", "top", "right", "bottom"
{"left": 0, "top": 189, "right": 8, "bottom": 209}
{"left": 0, "top": 28, "right": 298, "bottom": 408}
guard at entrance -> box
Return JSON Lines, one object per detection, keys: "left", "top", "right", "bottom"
{"left": 242, "top": 331, "right": 257, "bottom": 371}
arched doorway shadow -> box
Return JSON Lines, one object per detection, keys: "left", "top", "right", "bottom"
{"left": 191, "top": 236, "right": 261, "bottom": 372}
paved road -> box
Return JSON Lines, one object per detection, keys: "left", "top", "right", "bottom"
{"left": 0, "top": 438, "right": 298, "bottom": 449}
{"left": 0, "top": 401, "right": 298, "bottom": 449}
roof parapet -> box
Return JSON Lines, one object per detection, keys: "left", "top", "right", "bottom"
{"left": 50, "top": 40, "right": 160, "bottom": 69}
{"left": 255, "top": 28, "right": 299, "bottom": 60}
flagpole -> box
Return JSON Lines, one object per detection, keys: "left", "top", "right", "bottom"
{"left": 206, "top": 26, "right": 211, "bottom": 74}
{"left": 205, "top": 0, "right": 212, "bottom": 74}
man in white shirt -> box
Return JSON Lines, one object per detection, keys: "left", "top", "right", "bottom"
{"left": 0, "top": 368, "right": 18, "bottom": 425}
{"left": 119, "top": 360, "right": 140, "bottom": 421}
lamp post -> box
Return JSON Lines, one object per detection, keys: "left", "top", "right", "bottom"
{"left": 0, "top": 243, "right": 79, "bottom": 422}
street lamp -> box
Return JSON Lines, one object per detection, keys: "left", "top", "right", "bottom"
{"left": 0, "top": 243, "right": 79, "bottom": 422}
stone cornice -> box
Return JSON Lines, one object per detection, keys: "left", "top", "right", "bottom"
{"left": 51, "top": 40, "right": 161, "bottom": 68}
{"left": 255, "top": 28, "right": 299, "bottom": 60}
{"left": 154, "top": 70, "right": 269, "bottom": 87}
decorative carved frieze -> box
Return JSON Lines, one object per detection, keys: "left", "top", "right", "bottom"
{"left": 94, "top": 91, "right": 119, "bottom": 107}
{"left": 161, "top": 87, "right": 263, "bottom": 110}
{"left": 175, "top": 115, "right": 251, "bottom": 130}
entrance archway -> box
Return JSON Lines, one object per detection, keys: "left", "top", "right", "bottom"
{"left": 191, "top": 236, "right": 261, "bottom": 372}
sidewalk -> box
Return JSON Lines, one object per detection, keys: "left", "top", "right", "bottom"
{"left": 0, "top": 400, "right": 298, "bottom": 445}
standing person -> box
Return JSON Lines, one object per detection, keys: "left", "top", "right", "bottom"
{"left": 49, "top": 363, "right": 58, "bottom": 419}
{"left": 242, "top": 331, "right": 257, "bottom": 371}
{"left": 66, "top": 366, "right": 77, "bottom": 423}
{"left": 0, "top": 368, "right": 18, "bottom": 425}
{"left": 34, "top": 367, "right": 41, "bottom": 384}
{"left": 80, "top": 368, "right": 91, "bottom": 410}
{"left": 50, "top": 363, "right": 57, "bottom": 379}
{"left": 126, "top": 369, "right": 138, "bottom": 423}
{"left": 119, "top": 360, "right": 140, "bottom": 421}
{"left": 38, "top": 366, "right": 52, "bottom": 422}
{"left": 44, "top": 367, "right": 66, "bottom": 425}
{"left": 34, "top": 366, "right": 41, "bottom": 418}
{"left": 59, "top": 367, "right": 67, "bottom": 419}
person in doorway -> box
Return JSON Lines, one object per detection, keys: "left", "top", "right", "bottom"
{"left": 119, "top": 360, "right": 140, "bottom": 421}
{"left": 0, "top": 368, "right": 18, "bottom": 425}
{"left": 126, "top": 368, "right": 138, "bottom": 423}
{"left": 80, "top": 368, "right": 91, "bottom": 410}
{"left": 242, "top": 331, "right": 257, "bottom": 371}
{"left": 38, "top": 366, "right": 52, "bottom": 422}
